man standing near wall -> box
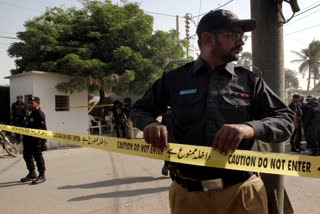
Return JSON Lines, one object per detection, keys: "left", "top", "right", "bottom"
{"left": 20, "top": 96, "right": 47, "bottom": 185}
{"left": 11, "top": 95, "right": 27, "bottom": 143}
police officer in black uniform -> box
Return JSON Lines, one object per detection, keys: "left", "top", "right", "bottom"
{"left": 301, "top": 95, "right": 314, "bottom": 149}
{"left": 309, "top": 97, "right": 320, "bottom": 155}
{"left": 11, "top": 95, "right": 27, "bottom": 143}
{"left": 20, "top": 96, "right": 47, "bottom": 185}
{"left": 131, "top": 9, "right": 294, "bottom": 214}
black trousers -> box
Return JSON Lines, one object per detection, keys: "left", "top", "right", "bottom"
{"left": 310, "top": 125, "right": 320, "bottom": 152}
{"left": 290, "top": 126, "right": 302, "bottom": 148}
{"left": 115, "top": 120, "right": 126, "bottom": 138}
{"left": 23, "top": 140, "right": 46, "bottom": 174}
{"left": 12, "top": 118, "right": 25, "bottom": 142}
{"left": 303, "top": 124, "right": 311, "bottom": 147}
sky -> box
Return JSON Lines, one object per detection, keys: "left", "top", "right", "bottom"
{"left": 0, "top": 0, "right": 320, "bottom": 89}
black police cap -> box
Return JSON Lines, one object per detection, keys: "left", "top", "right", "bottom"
{"left": 292, "top": 93, "right": 301, "bottom": 98}
{"left": 196, "top": 9, "right": 256, "bottom": 36}
{"left": 30, "top": 96, "right": 40, "bottom": 103}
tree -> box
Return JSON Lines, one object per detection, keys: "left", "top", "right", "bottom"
{"left": 7, "top": 0, "right": 187, "bottom": 103}
{"left": 291, "top": 40, "right": 320, "bottom": 91}
{"left": 285, "top": 68, "right": 299, "bottom": 90}
{"left": 238, "top": 51, "right": 252, "bottom": 68}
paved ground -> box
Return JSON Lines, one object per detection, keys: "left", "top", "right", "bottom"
{"left": 0, "top": 146, "right": 319, "bottom": 214}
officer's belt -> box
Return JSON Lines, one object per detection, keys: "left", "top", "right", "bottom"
{"left": 171, "top": 171, "right": 254, "bottom": 192}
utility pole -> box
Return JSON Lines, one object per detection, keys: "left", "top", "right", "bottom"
{"left": 251, "top": 1, "right": 285, "bottom": 213}
{"left": 176, "top": 15, "right": 180, "bottom": 42}
{"left": 184, "top": 13, "right": 191, "bottom": 58}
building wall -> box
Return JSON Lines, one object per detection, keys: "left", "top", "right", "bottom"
{"left": 8, "top": 71, "right": 89, "bottom": 149}
{"left": 9, "top": 74, "right": 35, "bottom": 102}
{"left": 32, "top": 73, "right": 88, "bottom": 134}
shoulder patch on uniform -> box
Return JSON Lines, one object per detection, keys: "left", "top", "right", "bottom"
{"left": 179, "top": 88, "right": 197, "bottom": 95}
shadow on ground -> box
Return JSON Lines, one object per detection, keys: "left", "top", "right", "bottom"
{"left": 68, "top": 186, "right": 169, "bottom": 201}
{"left": 58, "top": 176, "right": 170, "bottom": 190}
{"left": 0, "top": 180, "right": 29, "bottom": 187}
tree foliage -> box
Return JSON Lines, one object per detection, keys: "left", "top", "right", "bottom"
{"left": 291, "top": 40, "right": 320, "bottom": 91}
{"left": 285, "top": 68, "right": 299, "bottom": 90}
{"left": 237, "top": 52, "right": 301, "bottom": 90}
{"left": 7, "top": 0, "right": 188, "bottom": 100}
{"left": 238, "top": 51, "right": 252, "bottom": 68}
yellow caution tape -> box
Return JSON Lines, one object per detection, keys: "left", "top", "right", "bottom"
{"left": 1, "top": 124, "right": 319, "bottom": 179}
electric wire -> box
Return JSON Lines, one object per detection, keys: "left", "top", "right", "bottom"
{"left": 283, "top": 1, "right": 320, "bottom": 24}
{"left": 1, "top": 1, "right": 319, "bottom": 53}
{"left": 0, "top": 36, "right": 19, "bottom": 40}
{"left": 286, "top": 23, "right": 320, "bottom": 36}
{"left": 282, "top": 1, "right": 320, "bottom": 36}
{"left": 192, "top": 0, "right": 235, "bottom": 18}
{"left": 0, "top": 31, "right": 16, "bottom": 35}
{"left": 285, "top": 8, "right": 320, "bottom": 25}
{"left": 293, "top": 2, "right": 320, "bottom": 18}
{"left": 144, "top": 10, "right": 182, "bottom": 18}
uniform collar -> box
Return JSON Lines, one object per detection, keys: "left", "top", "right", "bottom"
{"left": 192, "top": 57, "right": 237, "bottom": 76}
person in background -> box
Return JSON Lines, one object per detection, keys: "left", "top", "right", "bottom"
{"left": 308, "top": 97, "right": 320, "bottom": 156}
{"left": 112, "top": 100, "right": 128, "bottom": 138}
{"left": 288, "top": 93, "right": 304, "bottom": 152}
{"left": 20, "top": 96, "right": 47, "bottom": 185}
{"left": 11, "top": 95, "right": 27, "bottom": 143}
{"left": 131, "top": 9, "right": 293, "bottom": 214}
{"left": 301, "top": 95, "right": 314, "bottom": 150}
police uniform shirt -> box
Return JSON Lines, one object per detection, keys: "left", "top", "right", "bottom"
{"left": 24, "top": 108, "right": 47, "bottom": 142}
{"left": 12, "top": 101, "right": 27, "bottom": 118}
{"left": 131, "top": 57, "right": 294, "bottom": 179}
{"left": 301, "top": 103, "right": 313, "bottom": 127}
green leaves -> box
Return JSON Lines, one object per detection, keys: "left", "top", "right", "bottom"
{"left": 291, "top": 40, "right": 320, "bottom": 91}
{"left": 7, "top": 1, "right": 187, "bottom": 97}
{"left": 285, "top": 68, "right": 300, "bottom": 90}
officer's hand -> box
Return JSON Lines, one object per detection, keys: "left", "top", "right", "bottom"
{"left": 143, "top": 122, "right": 168, "bottom": 149}
{"left": 212, "top": 124, "right": 254, "bottom": 155}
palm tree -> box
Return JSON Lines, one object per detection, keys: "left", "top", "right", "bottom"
{"left": 291, "top": 40, "right": 320, "bottom": 91}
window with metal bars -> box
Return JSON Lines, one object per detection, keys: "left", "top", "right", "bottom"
{"left": 55, "top": 95, "right": 70, "bottom": 111}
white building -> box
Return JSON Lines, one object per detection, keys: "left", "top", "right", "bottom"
{"left": 6, "top": 71, "right": 88, "bottom": 149}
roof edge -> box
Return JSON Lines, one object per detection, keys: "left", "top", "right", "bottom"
{"left": 5, "top": 71, "right": 71, "bottom": 79}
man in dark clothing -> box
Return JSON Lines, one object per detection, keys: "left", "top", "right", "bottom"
{"left": 112, "top": 100, "right": 128, "bottom": 138}
{"left": 288, "top": 94, "right": 304, "bottom": 152}
{"left": 131, "top": 9, "right": 294, "bottom": 214}
{"left": 308, "top": 97, "right": 320, "bottom": 155}
{"left": 301, "top": 95, "right": 314, "bottom": 149}
{"left": 21, "top": 96, "right": 47, "bottom": 185}
{"left": 11, "top": 95, "right": 27, "bottom": 143}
